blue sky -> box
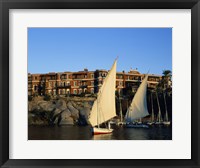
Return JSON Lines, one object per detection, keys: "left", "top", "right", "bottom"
{"left": 28, "top": 28, "right": 172, "bottom": 75}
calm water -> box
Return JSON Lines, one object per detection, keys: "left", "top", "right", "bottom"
{"left": 28, "top": 125, "right": 172, "bottom": 140}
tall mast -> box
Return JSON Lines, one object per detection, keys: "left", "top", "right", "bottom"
{"left": 156, "top": 91, "right": 162, "bottom": 122}
{"left": 119, "top": 95, "right": 123, "bottom": 122}
{"left": 163, "top": 91, "right": 168, "bottom": 122}
{"left": 97, "top": 92, "right": 99, "bottom": 128}
{"left": 151, "top": 92, "right": 154, "bottom": 122}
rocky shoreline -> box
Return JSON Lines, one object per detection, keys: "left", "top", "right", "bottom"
{"left": 28, "top": 96, "right": 95, "bottom": 126}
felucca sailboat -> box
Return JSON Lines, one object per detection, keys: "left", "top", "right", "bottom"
{"left": 124, "top": 74, "right": 149, "bottom": 128}
{"left": 89, "top": 59, "right": 117, "bottom": 135}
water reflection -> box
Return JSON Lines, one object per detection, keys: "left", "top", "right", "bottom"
{"left": 92, "top": 133, "right": 112, "bottom": 140}
{"left": 28, "top": 125, "right": 172, "bottom": 140}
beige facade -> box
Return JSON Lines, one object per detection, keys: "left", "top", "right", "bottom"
{"left": 28, "top": 69, "right": 171, "bottom": 96}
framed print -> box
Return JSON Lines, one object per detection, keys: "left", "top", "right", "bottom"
{"left": 0, "top": 0, "right": 200, "bottom": 168}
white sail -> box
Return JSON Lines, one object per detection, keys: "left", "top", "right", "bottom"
{"left": 125, "top": 75, "right": 149, "bottom": 122}
{"left": 89, "top": 60, "right": 117, "bottom": 127}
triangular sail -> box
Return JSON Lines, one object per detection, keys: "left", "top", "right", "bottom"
{"left": 89, "top": 60, "right": 117, "bottom": 127}
{"left": 125, "top": 75, "right": 149, "bottom": 122}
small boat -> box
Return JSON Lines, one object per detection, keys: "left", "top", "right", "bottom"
{"left": 124, "top": 74, "right": 149, "bottom": 128}
{"left": 89, "top": 59, "right": 117, "bottom": 135}
{"left": 163, "top": 121, "right": 171, "bottom": 125}
{"left": 117, "top": 121, "right": 125, "bottom": 126}
{"left": 92, "top": 125, "right": 113, "bottom": 135}
{"left": 126, "top": 122, "right": 149, "bottom": 128}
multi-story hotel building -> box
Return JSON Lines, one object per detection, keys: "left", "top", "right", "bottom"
{"left": 28, "top": 69, "right": 171, "bottom": 96}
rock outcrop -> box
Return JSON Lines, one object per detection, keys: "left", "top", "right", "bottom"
{"left": 28, "top": 96, "right": 94, "bottom": 126}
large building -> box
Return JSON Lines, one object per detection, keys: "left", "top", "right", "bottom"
{"left": 28, "top": 69, "right": 171, "bottom": 96}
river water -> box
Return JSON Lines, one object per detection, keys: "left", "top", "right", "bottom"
{"left": 28, "top": 125, "right": 172, "bottom": 140}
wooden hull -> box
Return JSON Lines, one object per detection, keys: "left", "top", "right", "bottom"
{"left": 92, "top": 127, "right": 113, "bottom": 135}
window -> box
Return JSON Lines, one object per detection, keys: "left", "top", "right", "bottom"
{"left": 118, "top": 75, "right": 123, "bottom": 79}
{"left": 34, "top": 85, "right": 37, "bottom": 91}
{"left": 91, "top": 74, "right": 94, "bottom": 78}
{"left": 91, "top": 88, "right": 94, "bottom": 94}
{"left": 79, "top": 89, "right": 82, "bottom": 94}
{"left": 91, "top": 81, "right": 94, "bottom": 86}
{"left": 74, "top": 89, "right": 77, "bottom": 94}
{"left": 74, "top": 81, "right": 77, "bottom": 86}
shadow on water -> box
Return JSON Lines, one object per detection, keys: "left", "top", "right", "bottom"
{"left": 28, "top": 125, "right": 172, "bottom": 140}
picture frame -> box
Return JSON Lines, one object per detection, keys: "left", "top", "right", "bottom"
{"left": 0, "top": 0, "right": 199, "bottom": 167}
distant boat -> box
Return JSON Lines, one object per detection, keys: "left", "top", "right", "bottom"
{"left": 89, "top": 59, "right": 117, "bottom": 135}
{"left": 163, "top": 92, "right": 171, "bottom": 125}
{"left": 124, "top": 75, "right": 149, "bottom": 128}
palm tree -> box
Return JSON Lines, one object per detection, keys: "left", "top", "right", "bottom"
{"left": 162, "top": 70, "right": 172, "bottom": 90}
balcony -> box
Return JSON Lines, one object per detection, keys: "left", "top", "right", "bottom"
{"left": 57, "top": 84, "right": 71, "bottom": 88}
{"left": 80, "top": 85, "right": 88, "bottom": 89}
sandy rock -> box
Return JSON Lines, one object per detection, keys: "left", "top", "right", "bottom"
{"left": 52, "top": 108, "right": 62, "bottom": 116}
{"left": 79, "top": 107, "right": 90, "bottom": 118}
{"left": 38, "top": 101, "right": 55, "bottom": 112}
{"left": 55, "top": 99, "right": 67, "bottom": 111}
{"left": 61, "top": 108, "right": 71, "bottom": 118}
{"left": 78, "top": 107, "right": 91, "bottom": 125}
{"left": 70, "top": 101, "right": 77, "bottom": 108}
{"left": 59, "top": 116, "right": 74, "bottom": 125}
{"left": 67, "top": 102, "right": 79, "bottom": 119}
{"left": 83, "top": 102, "right": 92, "bottom": 108}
